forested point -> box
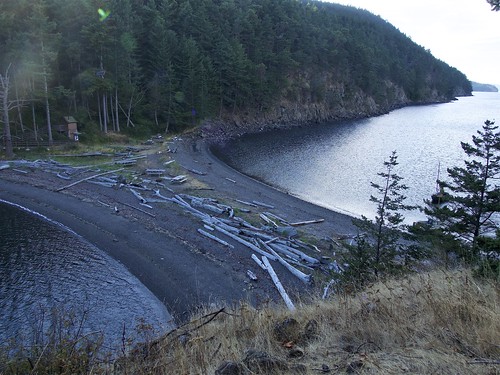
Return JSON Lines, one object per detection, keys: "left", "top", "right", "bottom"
{"left": 471, "top": 81, "right": 499, "bottom": 92}
{"left": 0, "top": 0, "right": 472, "bottom": 143}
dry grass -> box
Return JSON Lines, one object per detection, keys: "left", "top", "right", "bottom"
{"left": 119, "top": 268, "right": 499, "bottom": 374}
{"left": 2, "top": 268, "right": 498, "bottom": 374}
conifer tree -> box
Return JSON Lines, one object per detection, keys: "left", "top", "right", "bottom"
{"left": 425, "top": 120, "right": 500, "bottom": 257}
{"left": 344, "top": 151, "right": 417, "bottom": 282}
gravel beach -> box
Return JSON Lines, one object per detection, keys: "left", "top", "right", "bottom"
{"left": 0, "top": 135, "right": 356, "bottom": 323}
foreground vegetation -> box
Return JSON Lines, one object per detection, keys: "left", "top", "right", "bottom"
{"left": 1, "top": 268, "right": 498, "bottom": 374}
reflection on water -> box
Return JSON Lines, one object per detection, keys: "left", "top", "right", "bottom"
{"left": 0, "top": 201, "right": 172, "bottom": 349}
{"left": 216, "top": 92, "right": 500, "bottom": 223}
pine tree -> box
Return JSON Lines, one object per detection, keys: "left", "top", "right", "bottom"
{"left": 343, "top": 151, "right": 417, "bottom": 282}
{"left": 425, "top": 120, "right": 500, "bottom": 257}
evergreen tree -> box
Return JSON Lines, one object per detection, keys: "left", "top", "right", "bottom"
{"left": 344, "top": 151, "right": 417, "bottom": 282}
{"left": 425, "top": 120, "right": 500, "bottom": 257}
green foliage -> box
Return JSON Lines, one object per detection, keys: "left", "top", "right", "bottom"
{"left": 342, "top": 151, "right": 419, "bottom": 285}
{"left": 488, "top": 0, "right": 500, "bottom": 11}
{"left": 0, "top": 0, "right": 472, "bottom": 141}
{"left": 425, "top": 120, "right": 500, "bottom": 260}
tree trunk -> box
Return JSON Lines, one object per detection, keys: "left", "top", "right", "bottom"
{"left": 102, "top": 92, "right": 108, "bottom": 133}
{"left": 115, "top": 88, "right": 120, "bottom": 132}
{"left": 0, "top": 70, "right": 14, "bottom": 158}
{"left": 41, "top": 42, "right": 53, "bottom": 145}
{"left": 14, "top": 79, "right": 24, "bottom": 133}
{"left": 97, "top": 93, "right": 103, "bottom": 131}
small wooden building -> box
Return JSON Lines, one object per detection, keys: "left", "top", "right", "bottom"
{"left": 55, "top": 116, "right": 79, "bottom": 141}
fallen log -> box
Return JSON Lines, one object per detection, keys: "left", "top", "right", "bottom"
{"left": 56, "top": 168, "right": 125, "bottom": 192}
{"left": 197, "top": 229, "right": 234, "bottom": 248}
{"left": 180, "top": 164, "right": 206, "bottom": 175}
{"left": 289, "top": 218, "right": 325, "bottom": 226}
{"left": 260, "top": 213, "right": 278, "bottom": 228}
{"left": 56, "top": 172, "right": 71, "bottom": 180}
{"left": 261, "top": 256, "right": 296, "bottom": 311}
{"left": 129, "top": 188, "right": 147, "bottom": 204}
{"left": 269, "top": 242, "right": 320, "bottom": 265}
{"left": 263, "top": 212, "right": 289, "bottom": 225}
{"left": 212, "top": 225, "right": 277, "bottom": 260}
{"left": 235, "top": 199, "right": 258, "bottom": 207}
{"left": 121, "top": 202, "right": 156, "bottom": 218}
{"left": 251, "top": 254, "right": 267, "bottom": 270}
{"left": 264, "top": 242, "right": 311, "bottom": 284}
{"left": 252, "top": 200, "right": 275, "bottom": 209}
{"left": 13, "top": 168, "right": 28, "bottom": 174}
{"left": 145, "top": 169, "right": 165, "bottom": 176}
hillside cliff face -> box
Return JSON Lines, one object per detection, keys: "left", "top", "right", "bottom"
{"left": 201, "top": 73, "right": 468, "bottom": 140}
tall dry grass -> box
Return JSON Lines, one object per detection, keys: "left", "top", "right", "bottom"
{"left": 122, "top": 268, "right": 499, "bottom": 374}
{"left": 1, "top": 268, "right": 498, "bottom": 374}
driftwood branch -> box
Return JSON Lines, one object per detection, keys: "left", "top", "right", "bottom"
{"left": 121, "top": 202, "right": 156, "bottom": 218}
{"left": 262, "top": 256, "right": 296, "bottom": 311}
{"left": 197, "top": 228, "right": 234, "bottom": 248}
{"left": 56, "top": 168, "right": 124, "bottom": 192}
{"left": 290, "top": 218, "right": 324, "bottom": 226}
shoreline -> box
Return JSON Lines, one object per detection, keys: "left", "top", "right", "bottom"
{"left": 0, "top": 135, "right": 356, "bottom": 324}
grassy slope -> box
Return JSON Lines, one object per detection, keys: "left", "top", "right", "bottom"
{"left": 122, "top": 269, "right": 499, "bottom": 374}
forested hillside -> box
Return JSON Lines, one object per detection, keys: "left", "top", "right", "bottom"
{"left": 0, "top": 0, "right": 472, "bottom": 142}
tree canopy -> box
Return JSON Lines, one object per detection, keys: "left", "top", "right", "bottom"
{"left": 0, "top": 0, "right": 472, "bottom": 141}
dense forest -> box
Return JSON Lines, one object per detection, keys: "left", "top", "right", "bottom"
{"left": 0, "top": 0, "right": 471, "bottom": 145}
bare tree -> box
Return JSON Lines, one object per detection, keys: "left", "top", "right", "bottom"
{"left": 0, "top": 65, "right": 14, "bottom": 158}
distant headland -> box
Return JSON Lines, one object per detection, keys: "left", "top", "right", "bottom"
{"left": 471, "top": 81, "right": 499, "bottom": 92}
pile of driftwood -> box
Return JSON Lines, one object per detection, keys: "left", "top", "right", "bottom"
{"left": 2, "top": 156, "right": 333, "bottom": 310}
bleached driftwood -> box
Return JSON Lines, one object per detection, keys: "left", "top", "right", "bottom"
{"left": 145, "top": 169, "right": 165, "bottom": 176}
{"left": 263, "top": 212, "right": 289, "bottom": 225}
{"left": 247, "top": 270, "right": 258, "bottom": 281}
{"left": 262, "top": 256, "right": 296, "bottom": 311}
{"left": 235, "top": 199, "right": 258, "bottom": 207}
{"left": 121, "top": 202, "right": 156, "bottom": 218}
{"left": 252, "top": 200, "right": 275, "bottom": 209}
{"left": 197, "top": 229, "right": 234, "bottom": 248}
{"left": 265, "top": 243, "right": 311, "bottom": 284}
{"left": 290, "top": 218, "right": 324, "bottom": 226}
{"left": 179, "top": 164, "right": 206, "bottom": 175}
{"left": 56, "top": 172, "right": 71, "bottom": 180}
{"left": 56, "top": 168, "right": 125, "bottom": 192}
{"left": 129, "top": 188, "right": 147, "bottom": 204}
{"left": 271, "top": 241, "right": 320, "bottom": 265}
{"left": 114, "top": 159, "right": 137, "bottom": 165}
{"left": 190, "top": 197, "right": 226, "bottom": 215}
{"left": 260, "top": 213, "right": 278, "bottom": 228}
{"left": 212, "top": 225, "right": 277, "bottom": 260}
{"left": 252, "top": 254, "right": 267, "bottom": 270}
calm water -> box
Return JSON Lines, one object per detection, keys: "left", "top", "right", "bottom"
{"left": 0, "top": 201, "right": 173, "bottom": 350}
{"left": 216, "top": 92, "right": 500, "bottom": 223}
